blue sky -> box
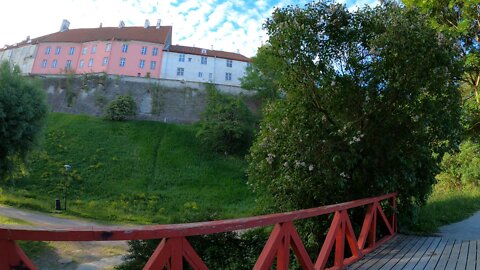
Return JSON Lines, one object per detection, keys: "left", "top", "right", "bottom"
{"left": 0, "top": 0, "right": 378, "bottom": 57}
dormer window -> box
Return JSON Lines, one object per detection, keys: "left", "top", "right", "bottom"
{"left": 201, "top": 49, "right": 207, "bottom": 54}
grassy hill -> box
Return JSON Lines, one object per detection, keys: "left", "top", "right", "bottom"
{"left": 0, "top": 113, "right": 256, "bottom": 224}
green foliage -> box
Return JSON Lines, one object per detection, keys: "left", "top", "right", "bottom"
{"left": 240, "top": 45, "right": 284, "bottom": 101}
{"left": 248, "top": 0, "right": 462, "bottom": 236}
{"left": 404, "top": 0, "right": 480, "bottom": 136}
{"left": 196, "top": 84, "right": 255, "bottom": 155}
{"left": 0, "top": 61, "right": 48, "bottom": 180}
{"left": 437, "top": 140, "right": 480, "bottom": 189}
{"left": 106, "top": 94, "right": 137, "bottom": 121}
{"left": 148, "top": 84, "right": 165, "bottom": 115}
{"left": 64, "top": 72, "right": 76, "bottom": 106}
{"left": 0, "top": 113, "right": 255, "bottom": 223}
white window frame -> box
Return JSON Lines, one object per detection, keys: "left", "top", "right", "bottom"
{"left": 45, "top": 47, "right": 51, "bottom": 55}
{"left": 179, "top": 54, "right": 185, "bottom": 62}
{"left": 105, "top": 43, "right": 111, "bottom": 52}
{"left": 51, "top": 59, "right": 58, "bottom": 68}
{"left": 66, "top": 60, "right": 72, "bottom": 69}
{"left": 88, "top": 58, "right": 94, "bottom": 67}
{"left": 226, "top": 59, "right": 232, "bottom": 67}
{"left": 152, "top": 48, "right": 158, "bottom": 56}
{"left": 55, "top": 47, "right": 61, "bottom": 55}
{"left": 102, "top": 57, "right": 108, "bottom": 66}
{"left": 176, "top": 67, "right": 184, "bottom": 76}
{"left": 91, "top": 45, "right": 97, "bottom": 54}
{"left": 41, "top": 59, "right": 47, "bottom": 68}
{"left": 141, "top": 46, "right": 147, "bottom": 55}
{"left": 201, "top": 56, "right": 207, "bottom": 65}
{"left": 82, "top": 47, "right": 88, "bottom": 55}
{"left": 122, "top": 44, "right": 128, "bottom": 53}
{"left": 120, "top": 58, "right": 126, "bottom": 67}
{"left": 225, "top": 72, "right": 232, "bottom": 81}
{"left": 150, "top": 61, "right": 156, "bottom": 70}
{"left": 69, "top": 47, "right": 75, "bottom": 55}
{"left": 79, "top": 59, "right": 84, "bottom": 68}
{"left": 139, "top": 59, "right": 145, "bottom": 68}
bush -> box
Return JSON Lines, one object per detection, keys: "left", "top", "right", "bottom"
{"left": 437, "top": 140, "right": 480, "bottom": 189}
{"left": 0, "top": 61, "right": 48, "bottom": 180}
{"left": 196, "top": 84, "right": 255, "bottom": 155}
{"left": 105, "top": 95, "right": 137, "bottom": 121}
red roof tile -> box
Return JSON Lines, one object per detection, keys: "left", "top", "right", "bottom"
{"left": 168, "top": 45, "right": 251, "bottom": 62}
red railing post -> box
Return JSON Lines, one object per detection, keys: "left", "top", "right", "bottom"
{"left": 143, "top": 237, "right": 207, "bottom": 270}
{"left": 0, "top": 240, "right": 37, "bottom": 270}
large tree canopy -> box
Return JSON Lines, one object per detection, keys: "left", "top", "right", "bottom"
{"left": 247, "top": 1, "right": 462, "bottom": 225}
{"left": 0, "top": 61, "right": 48, "bottom": 180}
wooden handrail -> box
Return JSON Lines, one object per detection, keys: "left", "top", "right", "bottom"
{"left": 0, "top": 193, "right": 397, "bottom": 270}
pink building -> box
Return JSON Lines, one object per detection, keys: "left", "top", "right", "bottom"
{"left": 31, "top": 21, "right": 172, "bottom": 78}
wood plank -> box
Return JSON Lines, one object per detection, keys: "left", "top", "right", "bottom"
{"left": 375, "top": 236, "right": 421, "bottom": 270}
{"left": 378, "top": 236, "right": 423, "bottom": 270}
{"left": 445, "top": 239, "right": 462, "bottom": 270}
{"left": 476, "top": 240, "right": 480, "bottom": 270}
{"left": 400, "top": 237, "right": 436, "bottom": 270}
{"left": 456, "top": 240, "right": 469, "bottom": 270}
{"left": 435, "top": 239, "right": 456, "bottom": 270}
{"left": 351, "top": 234, "right": 409, "bottom": 270}
{"left": 411, "top": 237, "right": 441, "bottom": 270}
{"left": 389, "top": 236, "right": 428, "bottom": 270}
{"left": 423, "top": 238, "right": 449, "bottom": 270}
{"left": 466, "top": 240, "right": 476, "bottom": 270}
{"left": 347, "top": 234, "right": 405, "bottom": 269}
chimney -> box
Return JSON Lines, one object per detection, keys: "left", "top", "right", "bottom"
{"left": 60, "top": 19, "right": 70, "bottom": 32}
{"left": 118, "top": 20, "right": 125, "bottom": 28}
{"left": 99, "top": 22, "right": 103, "bottom": 28}
{"left": 156, "top": 19, "right": 161, "bottom": 29}
{"left": 144, "top": 19, "right": 150, "bottom": 28}
{"left": 236, "top": 49, "right": 240, "bottom": 54}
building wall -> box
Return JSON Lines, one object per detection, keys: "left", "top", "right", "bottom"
{"left": 76, "top": 41, "right": 112, "bottom": 74}
{"left": 161, "top": 51, "right": 248, "bottom": 87}
{"left": 32, "top": 43, "right": 83, "bottom": 74}
{"left": 107, "top": 41, "right": 164, "bottom": 78}
{"left": 0, "top": 45, "right": 37, "bottom": 74}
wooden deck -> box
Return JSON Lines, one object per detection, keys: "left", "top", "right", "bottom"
{"left": 348, "top": 234, "right": 480, "bottom": 270}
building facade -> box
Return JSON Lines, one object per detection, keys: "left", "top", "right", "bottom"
{"left": 0, "top": 20, "right": 251, "bottom": 87}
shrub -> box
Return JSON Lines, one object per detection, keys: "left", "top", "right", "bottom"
{"left": 105, "top": 95, "right": 137, "bottom": 121}
{"left": 437, "top": 140, "right": 480, "bottom": 189}
{"left": 196, "top": 84, "right": 255, "bottom": 155}
{"left": 0, "top": 62, "right": 48, "bottom": 180}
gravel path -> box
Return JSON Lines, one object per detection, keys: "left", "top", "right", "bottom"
{"left": 438, "top": 210, "right": 480, "bottom": 240}
{"left": 0, "top": 205, "right": 128, "bottom": 270}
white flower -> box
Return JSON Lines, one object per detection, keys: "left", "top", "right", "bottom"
{"left": 283, "top": 162, "right": 289, "bottom": 167}
{"left": 340, "top": 172, "right": 348, "bottom": 178}
{"left": 309, "top": 165, "right": 314, "bottom": 171}
{"left": 266, "top": 153, "right": 276, "bottom": 165}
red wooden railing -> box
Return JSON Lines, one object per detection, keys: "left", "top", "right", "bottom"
{"left": 0, "top": 193, "right": 397, "bottom": 270}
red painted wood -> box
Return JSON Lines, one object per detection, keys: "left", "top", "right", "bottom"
{"left": 0, "top": 240, "right": 37, "bottom": 270}
{"left": 0, "top": 193, "right": 397, "bottom": 270}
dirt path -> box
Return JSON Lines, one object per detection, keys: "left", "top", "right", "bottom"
{"left": 0, "top": 205, "right": 128, "bottom": 270}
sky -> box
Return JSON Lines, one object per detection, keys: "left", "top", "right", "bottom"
{"left": 0, "top": 0, "right": 378, "bottom": 57}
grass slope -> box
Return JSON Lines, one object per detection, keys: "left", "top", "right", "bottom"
{"left": 0, "top": 113, "right": 255, "bottom": 224}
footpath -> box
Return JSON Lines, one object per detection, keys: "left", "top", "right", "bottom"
{"left": 0, "top": 205, "right": 128, "bottom": 270}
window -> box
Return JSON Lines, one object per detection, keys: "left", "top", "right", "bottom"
{"left": 201, "top": 48, "right": 207, "bottom": 54}
{"left": 102, "top": 57, "right": 108, "bottom": 66}
{"left": 105, "top": 43, "right": 111, "bottom": 52}
{"left": 88, "top": 58, "right": 94, "bottom": 67}
{"left": 66, "top": 60, "right": 72, "bottom": 69}
{"left": 55, "top": 47, "right": 61, "bottom": 55}
{"left": 82, "top": 47, "right": 88, "bottom": 55}
{"left": 201, "top": 56, "right": 207, "bottom": 65}
{"left": 41, "top": 59, "right": 47, "bottom": 68}
{"left": 51, "top": 59, "right": 58, "bottom": 68}
{"left": 139, "top": 59, "right": 145, "bottom": 68}
{"left": 120, "top": 58, "right": 126, "bottom": 67}
{"left": 122, "top": 44, "right": 128, "bottom": 53}
{"left": 91, "top": 45, "right": 97, "bottom": 54}
{"left": 209, "top": 73, "right": 213, "bottom": 80}
{"left": 69, "top": 47, "right": 75, "bottom": 55}
{"left": 79, "top": 59, "right": 84, "bottom": 68}
{"left": 198, "top": 72, "right": 203, "bottom": 78}
{"left": 152, "top": 48, "right": 158, "bottom": 56}
{"left": 225, "top": 72, "right": 232, "bottom": 81}
{"left": 150, "top": 61, "right": 156, "bottom": 70}
{"left": 45, "top": 47, "right": 51, "bottom": 55}
{"left": 226, "top": 60, "right": 232, "bottom": 67}
{"left": 188, "top": 57, "right": 192, "bottom": 62}
{"left": 141, "top": 46, "right": 147, "bottom": 55}
{"left": 179, "top": 54, "right": 185, "bottom": 62}
{"left": 176, "top": 67, "right": 184, "bottom": 76}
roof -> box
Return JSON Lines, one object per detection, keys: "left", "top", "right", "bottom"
{"left": 1, "top": 26, "right": 172, "bottom": 51}
{"left": 168, "top": 45, "right": 251, "bottom": 62}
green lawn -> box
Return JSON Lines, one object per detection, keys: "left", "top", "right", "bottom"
{"left": 408, "top": 186, "right": 480, "bottom": 234}
{"left": 0, "top": 113, "right": 255, "bottom": 224}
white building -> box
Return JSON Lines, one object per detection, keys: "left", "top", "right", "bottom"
{"left": 0, "top": 43, "right": 38, "bottom": 74}
{"left": 161, "top": 45, "right": 251, "bottom": 87}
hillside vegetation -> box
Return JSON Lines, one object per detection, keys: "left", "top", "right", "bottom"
{"left": 0, "top": 113, "right": 255, "bottom": 224}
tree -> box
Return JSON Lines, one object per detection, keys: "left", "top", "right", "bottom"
{"left": 240, "top": 45, "right": 284, "bottom": 101}
{"left": 247, "top": 0, "right": 462, "bottom": 234}
{"left": 105, "top": 94, "right": 137, "bottom": 121}
{"left": 0, "top": 61, "right": 48, "bottom": 180}
{"left": 403, "top": 0, "right": 480, "bottom": 136}
{"left": 196, "top": 84, "right": 255, "bottom": 155}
